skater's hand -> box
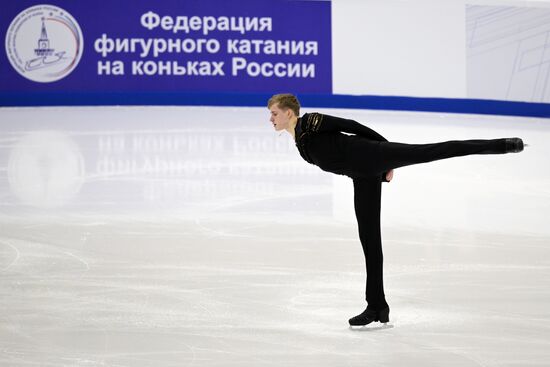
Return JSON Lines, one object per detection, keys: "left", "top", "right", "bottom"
{"left": 385, "top": 169, "right": 394, "bottom": 182}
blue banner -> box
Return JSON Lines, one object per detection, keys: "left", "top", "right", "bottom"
{"left": 1, "top": 0, "right": 332, "bottom": 97}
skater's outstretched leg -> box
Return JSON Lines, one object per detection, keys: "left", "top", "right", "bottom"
{"left": 375, "top": 139, "right": 507, "bottom": 173}
{"left": 347, "top": 137, "right": 523, "bottom": 179}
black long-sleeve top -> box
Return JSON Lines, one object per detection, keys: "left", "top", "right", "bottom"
{"left": 294, "top": 112, "right": 388, "bottom": 179}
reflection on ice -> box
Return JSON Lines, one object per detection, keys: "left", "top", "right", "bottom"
{"left": 8, "top": 131, "right": 85, "bottom": 208}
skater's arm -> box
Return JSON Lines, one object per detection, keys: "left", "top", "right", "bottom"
{"left": 317, "top": 114, "right": 388, "bottom": 142}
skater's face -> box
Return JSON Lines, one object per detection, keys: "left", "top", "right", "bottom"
{"left": 269, "top": 103, "right": 293, "bottom": 131}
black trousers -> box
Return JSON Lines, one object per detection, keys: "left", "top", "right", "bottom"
{"left": 350, "top": 138, "right": 507, "bottom": 310}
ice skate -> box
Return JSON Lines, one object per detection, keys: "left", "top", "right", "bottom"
{"left": 505, "top": 137, "right": 525, "bottom": 153}
{"left": 349, "top": 306, "right": 390, "bottom": 326}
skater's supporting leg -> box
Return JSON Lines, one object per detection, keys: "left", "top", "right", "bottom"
{"left": 352, "top": 177, "right": 388, "bottom": 310}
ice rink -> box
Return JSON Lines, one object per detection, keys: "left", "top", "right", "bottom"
{"left": 1, "top": 106, "right": 549, "bottom": 366}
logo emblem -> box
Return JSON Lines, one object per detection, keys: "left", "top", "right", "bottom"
{"left": 5, "top": 5, "right": 84, "bottom": 83}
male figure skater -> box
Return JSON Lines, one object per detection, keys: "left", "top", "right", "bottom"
{"left": 267, "top": 93, "right": 524, "bottom": 327}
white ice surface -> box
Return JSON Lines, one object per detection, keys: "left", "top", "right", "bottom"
{"left": 1, "top": 106, "right": 549, "bottom": 366}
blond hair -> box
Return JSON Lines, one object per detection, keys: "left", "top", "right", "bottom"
{"left": 267, "top": 93, "right": 300, "bottom": 116}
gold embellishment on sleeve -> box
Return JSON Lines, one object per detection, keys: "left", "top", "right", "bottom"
{"left": 306, "top": 113, "right": 324, "bottom": 133}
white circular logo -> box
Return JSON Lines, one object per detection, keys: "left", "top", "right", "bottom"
{"left": 5, "top": 4, "right": 84, "bottom": 83}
